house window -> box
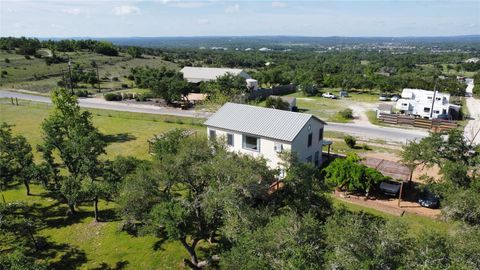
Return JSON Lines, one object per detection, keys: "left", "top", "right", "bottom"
{"left": 227, "top": 133, "right": 234, "bottom": 146}
{"left": 209, "top": 129, "right": 216, "bottom": 140}
{"left": 308, "top": 133, "right": 312, "bottom": 147}
{"left": 427, "top": 96, "right": 433, "bottom": 99}
{"left": 306, "top": 156, "right": 312, "bottom": 163}
{"left": 314, "top": 151, "right": 320, "bottom": 166}
{"left": 436, "top": 97, "right": 441, "bottom": 101}
{"left": 243, "top": 135, "right": 259, "bottom": 151}
{"left": 423, "top": 107, "right": 430, "bottom": 113}
{"left": 401, "top": 103, "right": 408, "bottom": 106}
{"left": 319, "top": 128, "right": 324, "bottom": 142}
{"left": 434, "top": 110, "right": 440, "bottom": 114}
{"left": 274, "top": 142, "right": 283, "bottom": 153}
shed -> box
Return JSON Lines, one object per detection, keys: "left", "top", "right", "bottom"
{"left": 376, "top": 104, "right": 393, "bottom": 118}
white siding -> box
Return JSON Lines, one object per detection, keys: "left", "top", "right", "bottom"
{"left": 291, "top": 118, "right": 324, "bottom": 166}
{"left": 207, "top": 127, "right": 291, "bottom": 169}
{"left": 207, "top": 118, "right": 325, "bottom": 170}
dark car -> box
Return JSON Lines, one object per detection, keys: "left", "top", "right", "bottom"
{"left": 379, "top": 180, "right": 401, "bottom": 197}
{"left": 418, "top": 190, "right": 440, "bottom": 209}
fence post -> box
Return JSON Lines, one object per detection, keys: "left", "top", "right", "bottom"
{"left": 15, "top": 98, "right": 18, "bottom": 106}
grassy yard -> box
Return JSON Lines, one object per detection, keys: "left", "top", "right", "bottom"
{"left": 284, "top": 91, "right": 379, "bottom": 122}
{"left": 0, "top": 99, "right": 204, "bottom": 160}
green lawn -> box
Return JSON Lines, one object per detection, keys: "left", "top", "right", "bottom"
{"left": 285, "top": 91, "right": 379, "bottom": 122}
{"left": 0, "top": 99, "right": 204, "bottom": 160}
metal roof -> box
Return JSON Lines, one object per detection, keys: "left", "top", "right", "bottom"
{"left": 181, "top": 67, "right": 250, "bottom": 83}
{"left": 204, "top": 103, "right": 325, "bottom": 142}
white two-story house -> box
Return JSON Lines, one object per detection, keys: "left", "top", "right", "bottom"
{"left": 205, "top": 103, "right": 326, "bottom": 172}
{"left": 395, "top": 88, "right": 460, "bottom": 119}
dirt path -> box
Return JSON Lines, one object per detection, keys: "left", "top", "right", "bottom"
{"left": 334, "top": 191, "right": 441, "bottom": 218}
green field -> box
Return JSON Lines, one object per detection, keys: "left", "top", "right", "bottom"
{"left": 0, "top": 50, "right": 177, "bottom": 93}
{"left": 0, "top": 99, "right": 452, "bottom": 269}
{"left": 284, "top": 90, "right": 379, "bottom": 122}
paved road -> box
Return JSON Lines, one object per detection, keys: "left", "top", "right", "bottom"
{"left": 0, "top": 90, "right": 427, "bottom": 143}
{"left": 464, "top": 80, "right": 480, "bottom": 145}
{"left": 0, "top": 90, "right": 212, "bottom": 118}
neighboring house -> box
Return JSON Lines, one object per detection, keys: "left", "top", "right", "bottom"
{"left": 376, "top": 103, "right": 393, "bottom": 118}
{"left": 395, "top": 88, "right": 460, "bottom": 119}
{"left": 205, "top": 103, "right": 326, "bottom": 173}
{"left": 180, "top": 67, "right": 251, "bottom": 83}
{"left": 269, "top": 95, "right": 297, "bottom": 110}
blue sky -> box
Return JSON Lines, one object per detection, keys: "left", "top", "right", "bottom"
{"left": 1, "top": 0, "right": 479, "bottom": 37}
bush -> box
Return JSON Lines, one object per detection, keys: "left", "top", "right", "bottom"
{"left": 265, "top": 96, "right": 290, "bottom": 110}
{"left": 75, "top": 90, "right": 89, "bottom": 98}
{"left": 104, "top": 93, "right": 122, "bottom": 101}
{"left": 1, "top": 70, "right": 7, "bottom": 76}
{"left": 112, "top": 77, "right": 119, "bottom": 81}
{"left": 24, "top": 55, "right": 31, "bottom": 60}
{"left": 123, "top": 93, "right": 133, "bottom": 100}
{"left": 344, "top": 135, "right": 356, "bottom": 148}
{"left": 4, "top": 58, "right": 10, "bottom": 63}
{"left": 121, "top": 83, "right": 129, "bottom": 89}
{"left": 339, "top": 108, "right": 354, "bottom": 119}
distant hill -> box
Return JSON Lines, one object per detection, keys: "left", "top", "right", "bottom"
{"left": 38, "top": 35, "right": 480, "bottom": 49}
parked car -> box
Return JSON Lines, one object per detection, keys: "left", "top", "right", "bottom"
{"left": 379, "top": 180, "right": 401, "bottom": 196}
{"left": 379, "top": 95, "right": 389, "bottom": 101}
{"left": 390, "top": 95, "right": 400, "bottom": 102}
{"left": 418, "top": 189, "right": 440, "bottom": 209}
{"left": 322, "top": 92, "right": 337, "bottom": 99}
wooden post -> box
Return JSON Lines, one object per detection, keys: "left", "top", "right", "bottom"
{"left": 11, "top": 97, "right": 14, "bottom": 105}
{"left": 398, "top": 182, "right": 404, "bottom": 207}
{"left": 15, "top": 98, "right": 18, "bottom": 106}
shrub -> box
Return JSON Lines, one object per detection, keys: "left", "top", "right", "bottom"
{"left": 104, "top": 93, "right": 122, "bottom": 101}
{"left": 121, "top": 83, "right": 129, "bottom": 89}
{"left": 112, "top": 77, "right": 119, "bottom": 81}
{"left": 344, "top": 135, "right": 356, "bottom": 148}
{"left": 4, "top": 58, "right": 10, "bottom": 63}
{"left": 24, "top": 55, "right": 31, "bottom": 60}
{"left": 265, "top": 96, "right": 290, "bottom": 110}
{"left": 75, "top": 90, "right": 89, "bottom": 98}
{"left": 339, "top": 108, "right": 354, "bottom": 119}
{"left": 1, "top": 70, "right": 7, "bottom": 76}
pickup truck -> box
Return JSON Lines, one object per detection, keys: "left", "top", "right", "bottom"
{"left": 322, "top": 92, "right": 337, "bottom": 99}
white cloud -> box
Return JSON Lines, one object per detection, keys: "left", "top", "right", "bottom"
{"left": 225, "top": 3, "right": 240, "bottom": 14}
{"left": 62, "top": 8, "right": 81, "bottom": 15}
{"left": 197, "top": 18, "right": 210, "bottom": 25}
{"left": 172, "top": 2, "right": 208, "bottom": 8}
{"left": 114, "top": 5, "right": 140, "bottom": 16}
{"left": 271, "top": 1, "right": 287, "bottom": 8}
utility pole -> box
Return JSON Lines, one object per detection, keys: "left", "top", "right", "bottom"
{"left": 68, "top": 58, "right": 74, "bottom": 95}
{"left": 96, "top": 63, "right": 101, "bottom": 93}
{"left": 430, "top": 81, "right": 438, "bottom": 119}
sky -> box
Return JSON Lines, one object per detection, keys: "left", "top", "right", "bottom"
{"left": 0, "top": 0, "right": 479, "bottom": 37}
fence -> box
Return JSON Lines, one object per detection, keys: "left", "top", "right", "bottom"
{"left": 378, "top": 113, "right": 458, "bottom": 132}
{"left": 247, "top": 84, "right": 296, "bottom": 100}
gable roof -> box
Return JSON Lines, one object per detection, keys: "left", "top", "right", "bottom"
{"left": 204, "top": 103, "right": 325, "bottom": 142}
{"left": 181, "top": 67, "right": 250, "bottom": 83}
